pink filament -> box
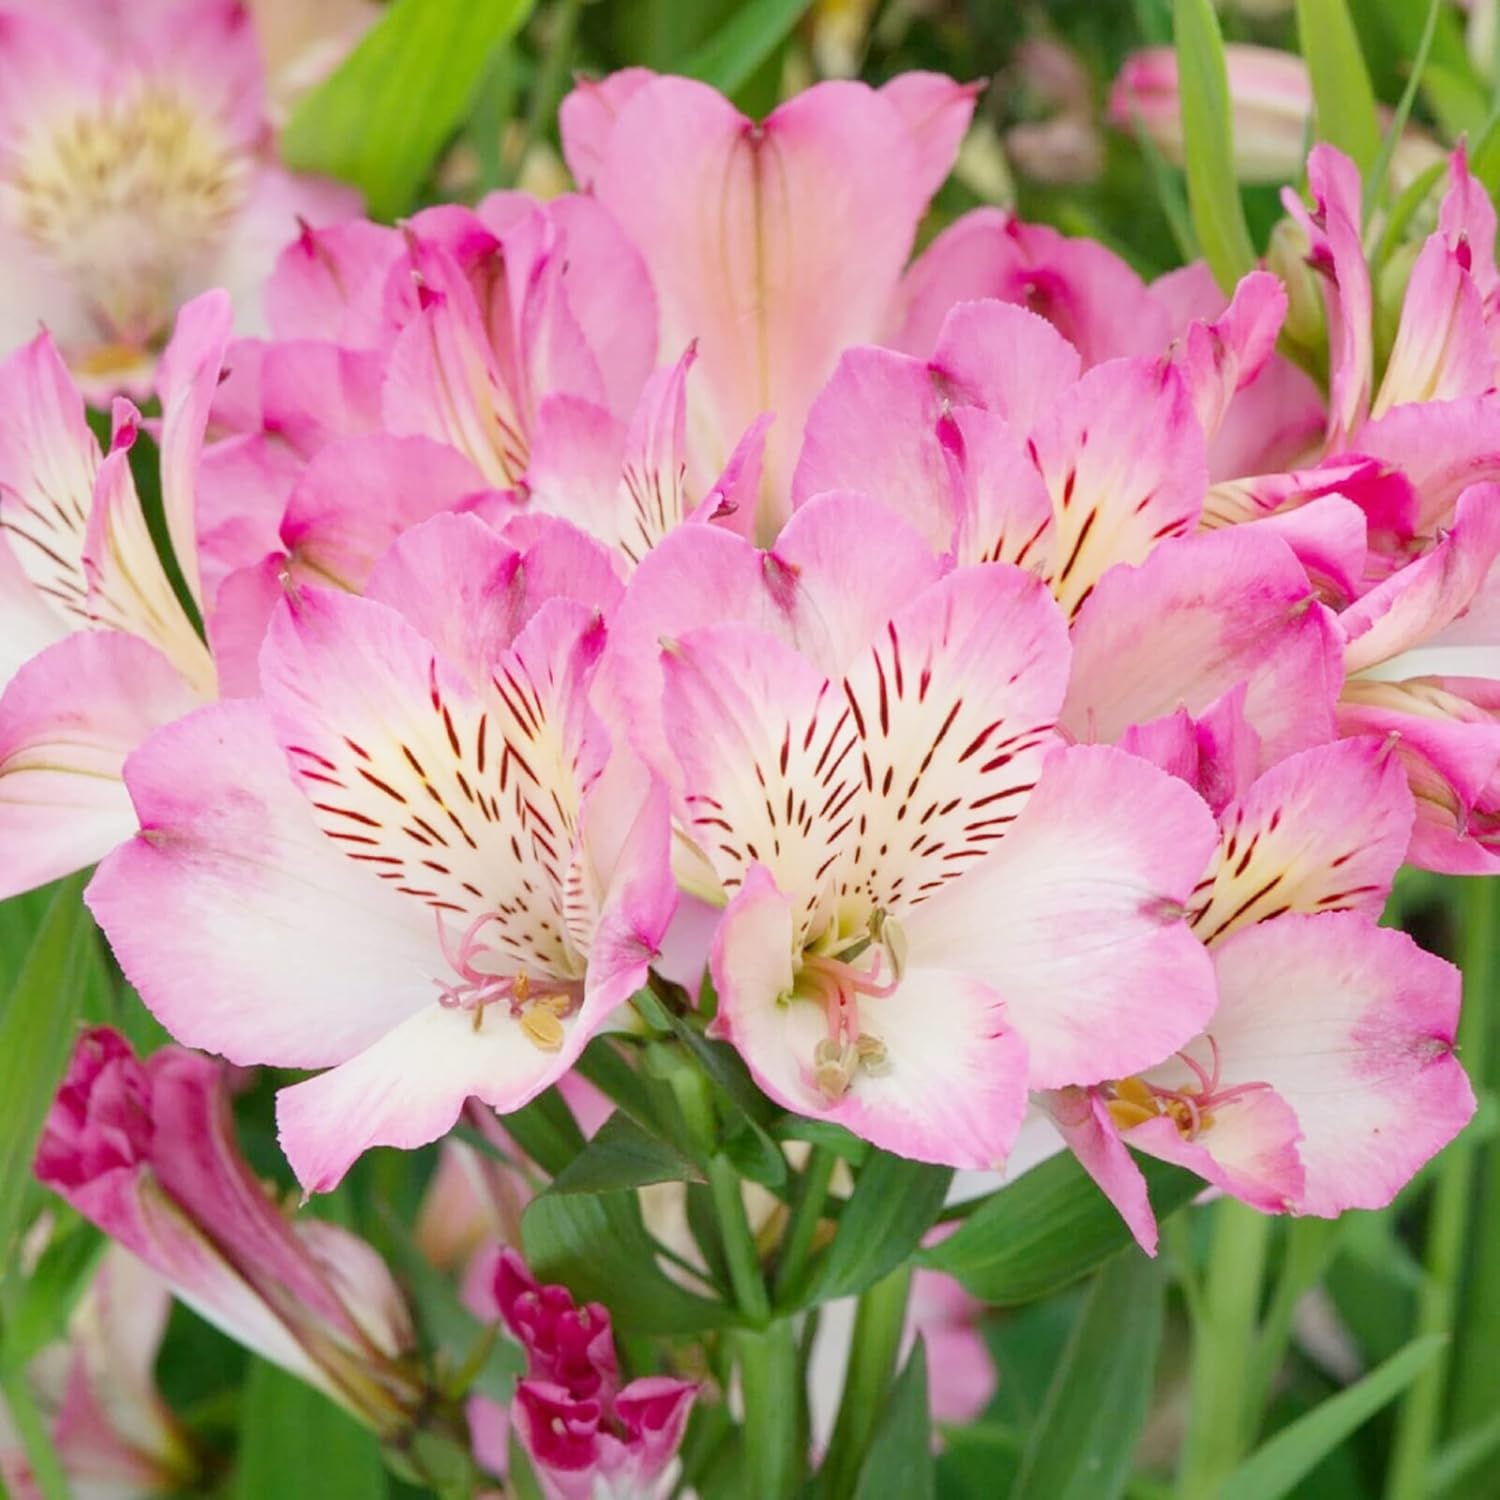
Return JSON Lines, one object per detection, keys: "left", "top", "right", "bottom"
{"left": 432, "top": 911, "right": 580, "bottom": 1014}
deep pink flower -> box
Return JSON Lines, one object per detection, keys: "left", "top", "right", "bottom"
{"left": 495, "top": 1250, "right": 696, "bottom": 1500}
{"left": 35, "top": 1029, "right": 423, "bottom": 1433}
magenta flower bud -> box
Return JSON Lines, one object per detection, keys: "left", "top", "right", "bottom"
{"left": 495, "top": 1251, "right": 697, "bottom": 1499}
{"left": 36, "top": 1029, "right": 423, "bottom": 1436}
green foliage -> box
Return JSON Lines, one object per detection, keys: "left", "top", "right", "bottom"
{"left": 0, "top": 877, "right": 99, "bottom": 1268}
{"left": 922, "top": 1152, "right": 1202, "bottom": 1304}
{"left": 282, "top": 0, "right": 538, "bottom": 219}
{"left": 1173, "top": 0, "right": 1258, "bottom": 290}
{"left": 232, "top": 1358, "right": 388, "bottom": 1500}
{"left": 679, "top": 0, "right": 815, "bottom": 97}
{"left": 1295, "top": 0, "right": 1383, "bottom": 173}
{"left": 1013, "top": 1250, "right": 1166, "bottom": 1500}
{"left": 854, "top": 1339, "right": 935, "bottom": 1500}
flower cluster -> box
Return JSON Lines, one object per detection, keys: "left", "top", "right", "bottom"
{"left": 2, "top": 55, "right": 1487, "bottom": 1266}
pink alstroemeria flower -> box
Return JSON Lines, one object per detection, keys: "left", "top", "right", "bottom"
{"left": 560, "top": 68, "right": 977, "bottom": 538}
{"left": 35, "top": 1029, "right": 424, "bottom": 1434}
{"left": 0, "top": 290, "right": 236, "bottom": 898}
{"left": 609, "top": 492, "right": 1218, "bottom": 1168}
{"left": 88, "top": 512, "right": 676, "bottom": 1193}
{"left": 0, "top": 0, "right": 356, "bottom": 392}
{"left": 1050, "top": 736, "right": 1476, "bottom": 1251}
{"left": 496, "top": 1251, "right": 697, "bottom": 1500}
{"left": 0, "top": 1245, "right": 199, "bottom": 1500}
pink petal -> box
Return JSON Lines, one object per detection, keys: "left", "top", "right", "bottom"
{"left": 279, "top": 433, "right": 486, "bottom": 590}
{"left": 558, "top": 67, "right": 657, "bottom": 191}
{"left": 1247, "top": 494, "right": 1368, "bottom": 608}
{"left": 1342, "top": 482, "right": 1500, "bottom": 672}
{"left": 1029, "top": 357, "right": 1206, "bottom": 618}
{"left": 0, "top": 633, "right": 198, "bottom": 898}
{"left": 265, "top": 219, "right": 403, "bottom": 346}
{"left": 930, "top": 298, "right": 1081, "bottom": 432}
{"left": 589, "top": 76, "right": 948, "bottom": 533}
{"left": 876, "top": 72, "right": 980, "bottom": 201}
{"left": 1045, "top": 1086, "right": 1159, "bottom": 1254}
{"left": 1282, "top": 146, "right": 1371, "bottom": 445}
{"left": 710, "top": 867, "right": 1029, "bottom": 1169}
{"left": 904, "top": 743, "right": 1219, "bottom": 1087}
{"left": 1062, "top": 528, "right": 1342, "bottom": 767}
{"left": 1193, "top": 737, "right": 1413, "bottom": 945}
{"left": 1175, "top": 270, "right": 1287, "bottom": 442}
{"left": 1209, "top": 913, "right": 1475, "bottom": 1215}
{"left": 86, "top": 700, "right": 435, "bottom": 1067}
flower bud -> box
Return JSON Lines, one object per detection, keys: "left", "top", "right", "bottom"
{"left": 36, "top": 1029, "right": 425, "bottom": 1437}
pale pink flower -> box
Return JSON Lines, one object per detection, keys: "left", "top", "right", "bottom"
{"left": 1051, "top": 736, "right": 1475, "bottom": 1250}
{"left": 0, "top": 291, "right": 234, "bottom": 898}
{"left": 35, "top": 1029, "right": 424, "bottom": 1434}
{"left": 0, "top": 0, "right": 356, "bottom": 393}
{"left": 0, "top": 1246, "right": 197, "bottom": 1500}
{"left": 87, "top": 513, "right": 676, "bottom": 1193}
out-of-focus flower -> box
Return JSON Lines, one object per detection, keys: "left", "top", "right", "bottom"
{"left": 496, "top": 1250, "right": 696, "bottom": 1500}
{"left": 245, "top": 0, "right": 378, "bottom": 121}
{"left": 87, "top": 513, "right": 676, "bottom": 1194}
{"left": 0, "top": 0, "right": 356, "bottom": 392}
{"left": 1110, "top": 46, "right": 1443, "bottom": 190}
{"left": 1003, "top": 38, "right": 1104, "bottom": 186}
{"left": 0, "top": 1245, "right": 198, "bottom": 1500}
{"left": 0, "top": 292, "right": 231, "bottom": 899}
{"left": 810, "top": 0, "right": 877, "bottom": 79}
{"left": 35, "top": 1029, "right": 424, "bottom": 1436}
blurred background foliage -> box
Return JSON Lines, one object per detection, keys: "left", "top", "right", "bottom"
{"left": 7, "top": 1, "right": 1500, "bottom": 1497}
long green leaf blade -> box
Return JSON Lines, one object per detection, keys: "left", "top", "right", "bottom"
{"left": 920, "top": 1152, "right": 1201, "bottom": 1305}
{"left": 0, "top": 876, "right": 95, "bottom": 1268}
{"left": 1220, "top": 1334, "right": 1447, "bottom": 1500}
{"left": 232, "top": 1358, "right": 386, "bottom": 1500}
{"left": 281, "top": 0, "right": 537, "bottom": 220}
{"left": 1013, "top": 1250, "right": 1166, "bottom": 1500}
{"left": 1296, "top": 0, "right": 1383, "bottom": 173}
{"left": 679, "top": 0, "right": 815, "bottom": 96}
{"left": 854, "top": 1339, "right": 935, "bottom": 1500}
{"left": 1174, "top": 0, "right": 1257, "bottom": 291}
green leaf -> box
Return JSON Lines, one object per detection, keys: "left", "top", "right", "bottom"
{"left": 280, "top": 0, "right": 538, "bottom": 220}
{"left": 232, "top": 1357, "right": 387, "bottom": 1500}
{"left": 522, "top": 1187, "right": 727, "bottom": 1335}
{"left": 854, "top": 1339, "right": 934, "bottom": 1500}
{"left": 1, "top": 1216, "right": 103, "bottom": 1375}
{"left": 1219, "top": 1334, "right": 1447, "bottom": 1500}
{"left": 501, "top": 1085, "right": 586, "bottom": 1176}
{"left": 920, "top": 1151, "right": 1202, "bottom": 1305}
{"left": 1296, "top": 0, "right": 1382, "bottom": 173}
{"left": 1173, "top": 0, "right": 1257, "bottom": 291}
{"left": 548, "top": 1110, "right": 705, "bottom": 1196}
{"left": 1013, "top": 1250, "right": 1166, "bottom": 1500}
{"left": 678, "top": 0, "right": 814, "bottom": 97}
{"left": 787, "top": 1150, "right": 950, "bottom": 1309}
{"left": 0, "top": 876, "right": 98, "bottom": 1268}
{"left": 1362, "top": 0, "right": 1442, "bottom": 222}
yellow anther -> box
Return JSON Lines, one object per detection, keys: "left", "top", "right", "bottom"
{"left": 513, "top": 971, "right": 532, "bottom": 1004}
{"left": 854, "top": 1033, "right": 891, "bottom": 1076}
{"left": 1114, "top": 1075, "right": 1155, "bottom": 1109}
{"left": 1105, "top": 1098, "right": 1158, "bottom": 1131}
{"left": 520, "top": 1005, "right": 565, "bottom": 1052}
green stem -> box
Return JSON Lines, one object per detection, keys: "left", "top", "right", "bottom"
{"left": 520, "top": 0, "right": 583, "bottom": 160}
{"left": 1387, "top": 877, "right": 1498, "bottom": 1500}
{"left": 0, "top": 1364, "right": 71, "bottom": 1500}
{"left": 707, "top": 1153, "right": 769, "bottom": 1324}
{"left": 731, "top": 1321, "right": 804, "bottom": 1500}
{"left": 1247, "top": 1217, "right": 1341, "bottom": 1419}
{"left": 1177, "top": 1199, "right": 1272, "bottom": 1499}
{"left": 819, "top": 1263, "right": 913, "bottom": 1499}
{"left": 773, "top": 1147, "right": 835, "bottom": 1304}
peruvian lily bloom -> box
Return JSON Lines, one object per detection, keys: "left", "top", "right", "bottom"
{"left": 790, "top": 297, "right": 1345, "bottom": 768}
{"left": 0, "top": 290, "right": 233, "bottom": 898}
{"left": 496, "top": 1250, "right": 697, "bottom": 1500}
{"left": 88, "top": 512, "right": 676, "bottom": 1192}
{"left": 1050, "top": 736, "right": 1475, "bottom": 1250}
{"left": 0, "top": 1245, "right": 199, "bottom": 1500}
{"left": 614, "top": 493, "right": 1218, "bottom": 1167}
{"left": 0, "top": 0, "right": 356, "bottom": 392}
{"left": 560, "top": 68, "right": 977, "bottom": 538}
{"left": 35, "top": 1029, "right": 425, "bottom": 1436}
